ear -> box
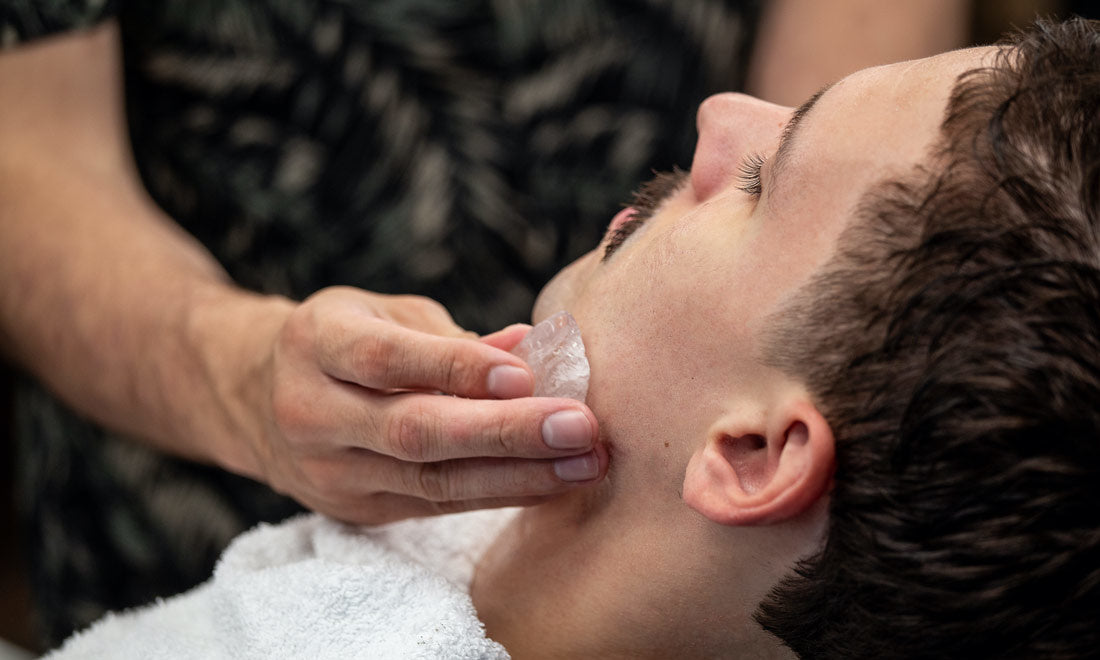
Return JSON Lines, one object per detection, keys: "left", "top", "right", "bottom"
{"left": 682, "top": 400, "right": 834, "bottom": 526}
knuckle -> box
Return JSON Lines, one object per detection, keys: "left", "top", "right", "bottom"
{"left": 409, "top": 295, "right": 446, "bottom": 314}
{"left": 438, "top": 408, "right": 519, "bottom": 457}
{"left": 278, "top": 307, "right": 322, "bottom": 364}
{"left": 412, "top": 462, "right": 451, "bottom": 501}
{"left": 279, "top": 310, "right": 310, "bottom": 350}
{"left": 386, "top": 404, "right": 434, "bottom": 461}
{"left": 499, "top": 461, "right": 536, "bottom": 495}
{"left": 351, "top": 330, "right": 399, "bottom": 384}
{"left": 451, "top": 411, "right": 515, "bottom": 456}
{"left": 492, "top": 414, "right": 513, "bottom": 455}
{"left": 442, "top": 345, "right": 478, "bottom": 392}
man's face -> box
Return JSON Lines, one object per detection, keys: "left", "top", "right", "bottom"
{"left": 532, "top": 47, "right": 995, "bottom": 488}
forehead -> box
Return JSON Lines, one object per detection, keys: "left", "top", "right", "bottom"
{"left": 697, "top": 47, "right": 998, "bottom": 372}
{"left": 763, "top": 47, "right": 999, "bottom": 270}
{"left": 787, "top": 47, "right": 995, "bottom": 188}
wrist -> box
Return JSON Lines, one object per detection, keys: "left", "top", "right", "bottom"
{"left": 182, "top": 285, "right": 296, "bottom": 477}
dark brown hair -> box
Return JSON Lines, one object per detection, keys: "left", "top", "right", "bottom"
{"left": 758, "top": 19, "right": 1100, "bottom": 659}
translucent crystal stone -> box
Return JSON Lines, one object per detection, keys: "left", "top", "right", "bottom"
{"left": 511, "top": 311, "right": 590, "bottom": 401}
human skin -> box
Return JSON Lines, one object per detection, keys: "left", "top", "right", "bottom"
{"left": 0, "top": 22, "right": 606, "bottom": 526}
{"left": 0, "top": 6, "right": 968, "bottom": 528}
{"left": 472, "top": 46, "right": 996, "bottom": 659}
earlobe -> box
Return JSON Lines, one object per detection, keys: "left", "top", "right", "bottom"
{"left": 683, "top": 401, "right": 834, "bottom": 526}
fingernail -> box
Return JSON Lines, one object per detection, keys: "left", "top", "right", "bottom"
{"left": 542, "top": 410, "right": 592, "bottom": 450}
{"left": 487, "top": 365, "right": 532, "bottom": 398}
{"left": 554, "top": 452, "right": 600, "bottom": 482}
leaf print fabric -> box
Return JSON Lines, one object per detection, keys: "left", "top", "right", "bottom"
{"left": 3, "top": 0, "right": 759, "bottom": 646}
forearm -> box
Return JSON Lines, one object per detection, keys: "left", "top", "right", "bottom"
{"left": 0, "top": 154, "right": 292, "bottom": 471}
{"left": 0, "top": 22, "right": 607, "bottom": 523}
{"left": 0, "top": 22, "right": 297, "bottom": 473}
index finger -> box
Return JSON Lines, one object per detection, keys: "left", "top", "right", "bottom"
{"left": 318, "top": 318, "right": 534, "bottom": 399}
{"left": 376, "top": 393, "right": 599, "bottom": 462}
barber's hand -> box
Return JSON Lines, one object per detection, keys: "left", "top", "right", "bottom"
{"left": 249, "top": 286, "right": 605, "bottom": 525}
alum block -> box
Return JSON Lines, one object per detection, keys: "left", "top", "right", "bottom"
{"left": 510, "top": 311, "right": 590, "bottom": 402}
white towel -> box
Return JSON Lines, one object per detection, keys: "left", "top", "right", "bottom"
{"left": 46, "top": 508, "right": 518, "bottom": 659}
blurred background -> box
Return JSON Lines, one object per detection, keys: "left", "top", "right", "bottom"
{"left": 0, "top": 0, "right": 1094, "bottom": 656}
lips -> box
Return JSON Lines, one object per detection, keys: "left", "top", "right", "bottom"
{"left": 605, "top": 207, "right": 637, "bottom": 238}
{"left": 535, "top": 206, "right": 640, "bottom": 321}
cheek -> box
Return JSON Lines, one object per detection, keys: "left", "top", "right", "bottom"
{"left": 572, "top": 246, "right": 756, "bottom": 459}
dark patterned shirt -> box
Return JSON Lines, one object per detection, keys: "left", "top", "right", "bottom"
{"left": 2, "top": 0, "right": 758, "bottom": 646}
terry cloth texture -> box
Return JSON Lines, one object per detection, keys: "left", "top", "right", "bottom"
{"left": 45, "top": 508, "right": 519, "bottom": 659}
{"left": 3, "top": 0, "right": 760, "bottom": 644}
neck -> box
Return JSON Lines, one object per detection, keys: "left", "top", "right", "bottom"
{"left": 470, "top": 490, "right": 794, "bottom": 659}
{"left": 471, "top": 493, "right": 666, "bottom": 659}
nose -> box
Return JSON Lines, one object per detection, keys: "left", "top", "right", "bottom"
{"left": 690, "top": 93, "right": 792, "bottom": 202}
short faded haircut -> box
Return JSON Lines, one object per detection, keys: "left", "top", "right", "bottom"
{"left": 758, "top": 18, "right": 1100, "bottom": 659}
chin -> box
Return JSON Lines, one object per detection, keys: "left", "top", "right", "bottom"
{"left": 532, "top": 250, "right": 592, "bottom": 323}
{"left": 530, "top": 275, "right": 566, "bottom": 324}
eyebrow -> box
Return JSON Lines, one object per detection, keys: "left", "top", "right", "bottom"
{"left": 768, "top": 83, "right": 833, "bottom": 196}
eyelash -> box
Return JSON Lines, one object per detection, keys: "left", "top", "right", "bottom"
{"left": 737, "top": 152, "right": 766, "bottom": 197}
